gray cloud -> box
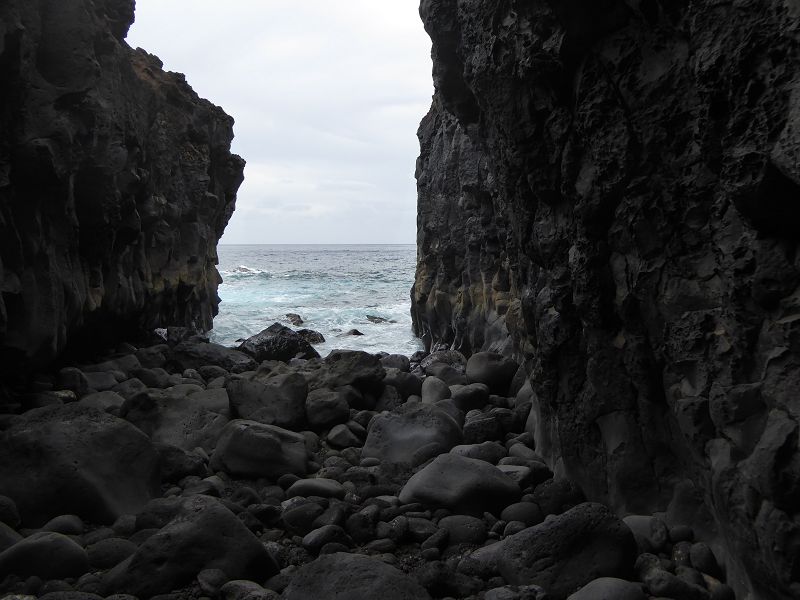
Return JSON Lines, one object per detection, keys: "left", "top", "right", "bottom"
{"left": 127, "top": 1, "right": 433, "bottom": 244}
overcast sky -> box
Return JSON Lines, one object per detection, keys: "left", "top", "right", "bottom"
{"left": 127, "top": 1, "right": 433, "bottom": 244}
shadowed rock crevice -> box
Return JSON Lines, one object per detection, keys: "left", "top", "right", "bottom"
{"left": 412, "top": 1, "right": 800, "bottom": 598}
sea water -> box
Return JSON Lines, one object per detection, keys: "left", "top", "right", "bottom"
{"left": 210, "top": 245, "right": 424, "bottom": 357}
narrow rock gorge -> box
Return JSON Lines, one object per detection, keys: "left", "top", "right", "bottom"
{"left": 0, "top": 0, "right": 243, "bottom": 379}
{"left": 412, "top": 1, "right": 800, "bottom": 599}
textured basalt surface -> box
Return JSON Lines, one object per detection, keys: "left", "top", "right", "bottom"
{"left": 0, "top": 0, "right": 244, "bottom": 375}
{"left": 412, "top": 1, "right": 800, "bottom": 598}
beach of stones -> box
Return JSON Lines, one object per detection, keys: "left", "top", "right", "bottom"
{"left": 0, "top": 324, "right": 734, "bottom": 600}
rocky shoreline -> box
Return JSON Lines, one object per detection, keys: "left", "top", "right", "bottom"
{"left": 0, "top": 327, "right": 734, "bottom": 600}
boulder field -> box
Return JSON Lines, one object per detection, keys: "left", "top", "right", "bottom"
{"left": 0, "top": 334, "right": 735, "bottom": 600}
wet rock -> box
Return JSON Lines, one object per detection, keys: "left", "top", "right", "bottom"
{"left": 296, "top": 329, "right": 325, "bottom": 345}
{"left": 103, "top": 496, "right": 278, "bottom": 597}
{"left": 286, "top": 313, "right": 304, "bottom": 326}
{"left": 238, "top": 323, "right": 320, "bottom": 362}
{"left": 340, "top": 329, "right": 365, "bottom": 336}
{"left": 210, "top": 420, "right": 307, "bottom": 478}
{"left": 399, "top": 453, "right": 520, "bottom": 515}
{"left": 282, "top": 552, "right": 432, "bottom": 600}
{"left": 0, "top": 405, "right": 159, "bottom": 526}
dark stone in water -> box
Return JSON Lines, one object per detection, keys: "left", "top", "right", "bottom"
{"left": 286, "top": 313, "right": 304, "bottom": 326}
{"left": 296, "top": 328, "right": 325, "bottom": 345}
{"left": 238, "top": 323, "right": 320, "bottom": 362}
{"left": 339, "top": 329, "right": 365, "bottom": 337}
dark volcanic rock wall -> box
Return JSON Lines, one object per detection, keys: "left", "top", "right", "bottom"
{"left": 412, "top": 1, "right": 800, "bottom": 598}
{"left": 0, "top": 0, "right": 244, "bottom": 373}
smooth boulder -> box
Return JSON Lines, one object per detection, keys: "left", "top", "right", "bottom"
{"left": 103, "top": 496, "right": 278, "bottom": 597}
{"left": 210, "top": 420, "right": 307, "bottom": 478}
{"left": 0, "top": 532, "right": 89, "bottom": 579}
{"left": 362, "top": 403, "right": 463, "bottom": 466}
{"left": 496, "top": 503, "right": 637, "bottom": 599}
{"left": 466, "top": 352, "right": 519, "bottom": 395}
{"left": 0, "top": 405, "right": 159, "bottom": 526}
{"left": 399, "top": 453, "right": 520, "bottom": 515}
{"left": 283, "top": 552, "right": 432, "bottom": 600}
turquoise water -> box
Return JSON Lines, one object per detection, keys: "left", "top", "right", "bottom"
{"left": 210, "top": 245, "right": 423, "bottom": 357}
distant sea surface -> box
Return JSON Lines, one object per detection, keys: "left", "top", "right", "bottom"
{"left": 211, "top": 245, "right": 424, "bottom": 357}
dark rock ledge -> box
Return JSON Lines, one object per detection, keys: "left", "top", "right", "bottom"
{"left": 0, "top": 336, "right": 737, "bottom": 600}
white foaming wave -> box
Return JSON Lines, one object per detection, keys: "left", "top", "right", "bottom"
{"left": 220, "top": 265, "right": 272, "bottom": 279}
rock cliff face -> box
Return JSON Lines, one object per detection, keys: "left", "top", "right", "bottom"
{"left": 0, "top": 0, "right": 243, "bottom": 375}
{"left": 412, "top": 1, "right": 800, "bottom": 598}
